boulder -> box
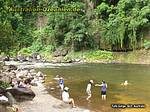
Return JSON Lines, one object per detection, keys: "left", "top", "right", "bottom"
{"left": 36, "top": 71, "right": 44, "bottom": 77}
{"left": 8, "top": 65, "right": 17, "bottom": 71}
{"left": 53, "top": 47, "right": 68, "bottom": 57}
{"left": 30, "top": 69, "right": 35, "bottom": 73}
{"left": 2, "top": 65, "right": 17, "bottom": 72}
{"left": 0, "top": 90, "right": 18, "bottom": 112}
{"left": 0, "top": 93, "right": 9, "bottom": 112}
{"left": 0, "top": 75, "right": 12, "bottom": 84}
{"left": 7, "top": 87, "right": 35, "bottom": 101}
{"left": 61, "top": 49, "right": 68, "bottom": 56}
{"left": 0, "top": 56, "right": 3, "bottom": 61}
{"left": 16, "top": 70, "right": 29, "bottom": 79}
{"left": 29, "top": 69, "right": 37, "bottom": 77}
{"left": 2, "top": 56, "right": 10, "bottom": 61}
{"left": 16, "top": 55, "right": 27, "bottom": 62}
{"left": 9, "top": 57, "right": 17, "bottom": 61}
{"left": 5, "top": 92, "right": 17, "bottom": 105}
{"left": 0, "top": 95, "right": 8, "bottom": 102}
{"left": 0, "top": 87, "right": 7, "bottom": 94}
{"left": 8, "top": 72, "right": 16, "bottom": 79}
{"left": 36, "top": 55, "right": 41, "bottom": 60}
{"left": 0, "top": 73, "right": 3, "bottom": 79}
{"left": 26, "top": 56, "right": 33, "bottom": 62}
{"left": 31, "top": 53, "right": 41, "bottom": 60}
{"left": 24, "top": 77, "right": 34, "bottom": 84}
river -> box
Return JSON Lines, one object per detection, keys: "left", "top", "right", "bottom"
{"left": 37, "top": 63, "right": 150, "bottom": 112}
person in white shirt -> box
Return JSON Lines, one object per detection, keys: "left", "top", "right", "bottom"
{"left": 62, "top": 87, "right": 76, "bottom": 108}
{"left": 86, "top": 80, "right": 94, "bottom": 101}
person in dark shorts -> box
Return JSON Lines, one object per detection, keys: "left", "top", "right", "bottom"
{"left": 95, "top": 80, "right": 107, "bottom": 100}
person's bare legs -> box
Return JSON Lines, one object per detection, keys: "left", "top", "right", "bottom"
{"left": 69, "top": 98, "right": 76, "bottom": 107}
{"left": 102, "top": 95, "right": 106, "bottom": 100}
{"left": 86, "top": 94, "right": 91, "bottom": 100}
{"left": 104, "top": 95, "right": 106, "bottom": 100}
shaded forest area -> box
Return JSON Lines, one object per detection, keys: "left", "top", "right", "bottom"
{"left": 0, "top": 0, "right": 150, "bottom": 56}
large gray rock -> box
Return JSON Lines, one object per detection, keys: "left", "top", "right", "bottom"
{"left": 2, "top": 56, "right": 10, "bottom": 61}
{"left": 0, "top": 88, "right": 10, "bottom": 112}
{"left": 0, "top": 87, "right": 7, "bottom": 94}
{"left": 5, "top": 92, "right": 17, "bottom": 105}
{"left": 26, "top": 56, "right": 33, "bottom": 62}
{"left": 31, "top": 53, "right": 41, "bottom": 61}
{"left": 0, "top": 92, "right": 18, "bottom": 112}
{"left": 7, "top": 87, "right": 35, "bottom": 102}
{"left": 16, "top": 70, "right": 29, "bottom": 79}
{"left": 8, "top": 72, "right": 16, "bottom": 79}
{"left": 24, "top": 77, "right": 34, "bottom": 84}
{"left": 16, "top": 55, "right": 27, "bottom": 62}
{"left": 53, "top": 47, "right": 68, "bottom": 57}
{"left": 2, "top": 65, "right": 17, "bottom": 72}
{"left": 0, "top": 75, "right": 12, "bottom": 84}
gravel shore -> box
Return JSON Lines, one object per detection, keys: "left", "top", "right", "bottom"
{"left": 19, "top": 83, "right": 91, "bottom": 112}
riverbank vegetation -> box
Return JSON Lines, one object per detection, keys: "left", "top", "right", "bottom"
{"left": 0, "top": 0, "right": 150, "bottom": 61}
{"left": 0, "top": 82, "right": 11, "bottom": 89}
{"left": 64, "top": 50, "right": 113, "bottom": 62}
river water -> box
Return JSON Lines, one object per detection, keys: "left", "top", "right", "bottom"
{"left": 37, "top": 63, "right": 150, "bottom": 112}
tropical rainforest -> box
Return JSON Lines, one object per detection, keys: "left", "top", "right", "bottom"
{"left": 0, "top": 0, "right": 150, "bottom": 58}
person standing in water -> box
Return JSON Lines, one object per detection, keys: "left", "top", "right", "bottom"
{"left": 59, "top": 77, "right": 64, "bottom": 90}
{"left": 86, "top": 80, "right": 94, "bottom": 101}
{"left": 95, "top": 80, "right": 107, "bottom": 100}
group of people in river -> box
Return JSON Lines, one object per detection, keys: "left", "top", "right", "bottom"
{"left": 86, "top": 80, "right": 108, "bottom": 101}
{"left": 86, "top": 80, "right": 129, "bottom": 101}
{"left": 54, "top": 75, "right": 129, "bottom": 108}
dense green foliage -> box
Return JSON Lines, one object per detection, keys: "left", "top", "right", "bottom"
{"left": 0, "top": 0, "right": 150, "bottom": 56}
{"left": 0, "top": 0, "right": 37, "bottom": 55}
{"left": 0, "top": 82, "right": 11, "bottom": 89}
{"left": 64, "top": 50, "right": 113, "bottom": 62}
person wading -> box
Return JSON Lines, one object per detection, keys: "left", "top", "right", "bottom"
{"left": 59, "top": 77, "right": 64, "bottom": 91}
{"left": 86, "top": 80, "right": 94, "bottom": 101}
{"left": 95, "top": 80, "right": 107, "bottom": 100}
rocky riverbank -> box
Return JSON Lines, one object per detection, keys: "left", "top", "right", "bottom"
{"left": 19, "top": 84, "right": 90, "bottom": 112}
{"left": 0, "top": 64, "right": 91, "bottom": 112}
{"left": 0, "top": 64, "right": 45, "bottom": 112}
{"left": 2, "top": 49, "right": 150, "bottom": 65}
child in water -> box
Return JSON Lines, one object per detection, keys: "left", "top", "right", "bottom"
{"left": 86, "top": 80, "right": 94, "bottom": 101}
{"left": 59, "top": 77, "right": 64, "bottom": 91}
{"left": 95, "top": 80, "right": 107, "bottom": 100}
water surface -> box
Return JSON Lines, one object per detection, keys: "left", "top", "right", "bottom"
{"left": 39, "top": 63, "right": 150, "bottom": 112}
